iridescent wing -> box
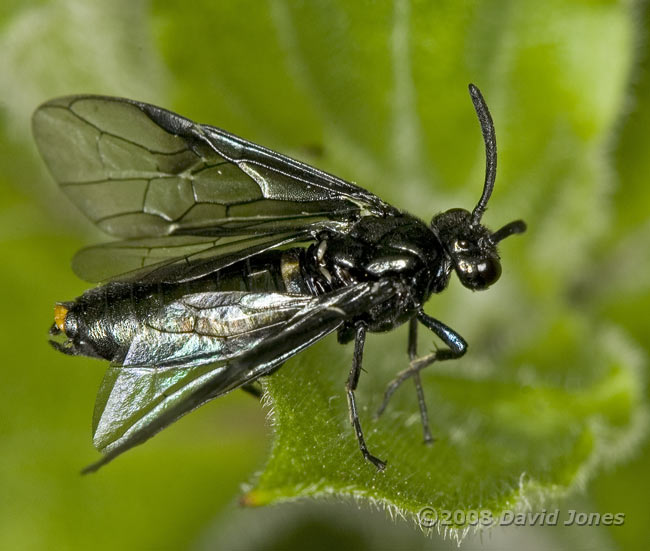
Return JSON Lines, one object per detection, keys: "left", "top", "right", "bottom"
{"left": 84, "top": 279, "right": 403, "bottom": 472}
{"left": 32, "top": 95, "right": 396, "bottom": 240}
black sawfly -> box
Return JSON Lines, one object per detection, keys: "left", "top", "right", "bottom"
{"left": 33, "top": 84, "right": 526, "bottom": 472}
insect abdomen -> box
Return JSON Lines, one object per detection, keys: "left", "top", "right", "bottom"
{"left": 54, "top": 248, "right": 314, "bottom": 362}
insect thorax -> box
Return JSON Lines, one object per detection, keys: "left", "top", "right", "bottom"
{"left": 305, "top": 214, "right": 452, "bottom": 332}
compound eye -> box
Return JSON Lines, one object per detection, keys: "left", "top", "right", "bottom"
{"left": 457, "top": 257, "right": 502, "bottom": 290}
{"left": 476, "top": 257, "right": 502, "bottom": 288}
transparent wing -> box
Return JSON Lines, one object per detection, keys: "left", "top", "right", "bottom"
{"left": 32, "top": 95, "right": 395, "bottom": 239}
{"left": 71, "top": 229, "right": 316, "bottom": 283}
{"left": 84, "top": 279, "right": 402, "bottom": 472}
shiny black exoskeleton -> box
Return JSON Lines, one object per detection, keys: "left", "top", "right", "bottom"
{"left": 35, "top": 84, "right": 525, "bottom": 472}
{"left": 298, "top": 184, "right": 525, "bottom": 469}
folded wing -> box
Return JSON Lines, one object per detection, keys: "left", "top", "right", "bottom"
{"left": 85, "top": 279, "right": 402, "bottom": 472}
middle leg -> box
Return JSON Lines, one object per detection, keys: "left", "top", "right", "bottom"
{"left": 375, "top": 311, "right": 468, "bottom": 436}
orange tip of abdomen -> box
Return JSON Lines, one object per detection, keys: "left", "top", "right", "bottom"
{"left": 54, "top": 303, "right": 68, "bottom": 334}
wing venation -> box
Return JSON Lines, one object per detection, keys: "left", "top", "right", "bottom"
{"left": 32, "top": 95, "right": 396, "bottom": 239}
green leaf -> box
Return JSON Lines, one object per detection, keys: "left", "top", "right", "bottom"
{"left": 247, "top": 321, "right": 645, "bottom": 522}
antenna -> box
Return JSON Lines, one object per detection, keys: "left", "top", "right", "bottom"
{"left": 468, "top": 83, "right": 497, "bottom": 226}
{"left": 492, "top": 220, "right": 527, "bottom": 243}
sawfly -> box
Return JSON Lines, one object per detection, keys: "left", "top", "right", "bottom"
{"left": 33, "top": 84, "right": 526, "bottom": 472}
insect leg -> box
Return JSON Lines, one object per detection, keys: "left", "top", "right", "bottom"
{"left": 408, "top": 319, "right": 434, "bottom": 444}
{"left": 416, "top": 310, "right": 468, "bottom": 360}
{"left": 375, "top": 311, "right": 467, "bottom": 423}
{"left": 241, "top": 382, "right": 263, "bottom": 399}
{"left": 241, "top": 361, "right": 285, "bottom": 399}
{"left": 411, "top": 370, "right": 433, "bottom": 443}
{"left": 374, "top": 318, "right": 419, "bottom": 417}
{"left": 346, "top": 323, "right": 386, "bottom": 471}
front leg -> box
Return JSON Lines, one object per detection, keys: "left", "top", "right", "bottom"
{"left": 346, "top": 322, "right": 386, "bottom": 471}
{"left": 416, "top": 310, "right": 467, "bottom": 360}
{"left": 375, "top": 310, "right": 467, "bottom": 430}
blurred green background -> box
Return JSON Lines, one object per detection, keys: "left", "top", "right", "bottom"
{"left": 1, "top": 1, "right": 649, "bottom": 549}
